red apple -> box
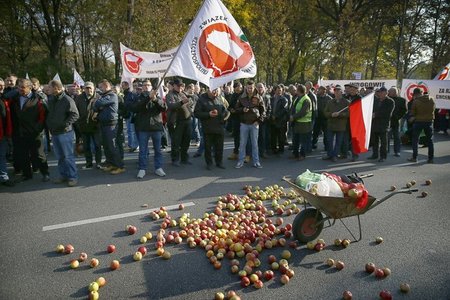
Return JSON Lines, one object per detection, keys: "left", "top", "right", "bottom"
{"left": 268, "top": 255, "right": 277, "bottom": 264}
{"left": 365, "top": 262, "right": 376, "bottom": 273}
{"left": 240, "top": 276, "right": 251, "bottom": 287}
{"left": 127, "top": 225, "right": 137, "bottom": 235}
{"left": 343, "top": 290, "right": 352, "bottom": 300}
{"left": 90, "top": 258, "right": 99, "bottom": 268}
{"left": 280, "top": 274, "right": 290, "bottom": 285}
{"left": 64, "top": 244, "right": 74, "bottom": 254}
{"left": 253, "top": 280, "right": 263, "bottom": 289}
{"left": 379, "top": 290, "right": 392, "bottom": 300}
{"left": 110, "top": 260, "right": 120, "bottom": 270}
{"left": 375, "top": 268, "right": 385, "bottom": 278}
{"left": 107, "top": 244, "right": 116, "bottom": 253}
{"left": 335, "top": 261, "right": 345, "bottom": 270}
{"left": 263, "top": 270, "right": 274, "bottom": 280}
{"left": 138, "top": 246, "right": 147, "bottom": 256}
{"left": 78, "top": 252, "right": 88, "bottom": 262}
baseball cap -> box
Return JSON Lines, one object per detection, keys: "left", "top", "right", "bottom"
{"left": 173, "top": 78, "right": 183, "bottom": 86}
{"left": 84, "top": 81, "right": 94, "bottom": 88}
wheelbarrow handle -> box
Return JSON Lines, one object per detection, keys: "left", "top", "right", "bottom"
{"left": 370, "top": 188, "right": 419, "bottom": 210}
{"left": 358, "top": 173, "right": 374, "bottom": 179}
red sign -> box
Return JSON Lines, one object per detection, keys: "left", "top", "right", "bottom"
{"left": 123, "top": 51, "right": 144, "bottom": 75}
{"left": 198, "top": 23, "right": 253, "bottom": 78}
{"left": 405, "top": 81, "right": 429, "bottom": 101}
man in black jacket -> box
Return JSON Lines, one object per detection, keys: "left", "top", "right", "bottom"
{"left": 388, "top": 87, "right": 407, "bottom": 157}
{"left": 75, "top": 81, "right": 102, "bottom": 169}
{"left": 194, "top": 87, "right": 230, "bottom": 170}
{"left": 368, "top": 87, "right": 395, "bottom": 162}
{"left": 94, "top": 79, "right": 124, "bottom": 175}
{"left": 46, "top": 80, "right": 79, "bottom": 186}
{"left": 129, "top": 79, "right": 167, "bottom": 178}
{"left": 269, "top": 85, "right": 289, "bottom": 155}
{"left": 9, "top": 79, "right": 50, "bottom": 182}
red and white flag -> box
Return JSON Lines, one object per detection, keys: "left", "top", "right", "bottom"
{"left": 168, "top": 0, "right": 256, "bottom": 90}
{"left": 349, "top": 92, "right": 374, "bottom": 154}
{"left": 434, "top": 62, "right": 450, "bottom": 80}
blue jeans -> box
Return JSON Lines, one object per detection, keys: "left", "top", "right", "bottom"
{"left": 0, "top": 139, "right": 9, "bottom": 182}
{"left": 137, "top": 131, "right": 163, "bottom": 171}
{"left": 238, "top": 123, "right": 259, "bottom": 164}
{"left": 191, "top": 117, "right": 201, "bottom": 143}
{"left": 327, "top": 130, "right": 344, "bottom": 158}
{"left": 83, "top": 132, "right": 102, "bottom": 165}
{"left": 52, "top": 131, "right": 78, "bottom": 180}
{"left": 126, "top": 117, "right": 138, "bottom": 148}
{"left": 412, "top": 121, "right": 434, "bottom": 159}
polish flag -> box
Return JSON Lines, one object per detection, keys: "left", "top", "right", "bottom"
{"left": 349, "top": 92, "right": 374, "bottom": 154}
{"left": 433, "top": 62, "right": 450, "bottom": 80}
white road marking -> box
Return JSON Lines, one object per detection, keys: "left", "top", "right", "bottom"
{"left": 42, "top": 202, "right": 195, "bottom": 232}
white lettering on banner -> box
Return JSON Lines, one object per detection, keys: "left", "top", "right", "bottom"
{"left": 400, "top": 79, "right": 450, "bottom": 109}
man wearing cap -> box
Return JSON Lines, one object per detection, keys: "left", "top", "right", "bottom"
{"left": 388, "top": 87, "right": 407, "bottom": 157}
{"left": 368, "top": 86, "right": 394, "bottom": 162}
{"left": 407, "top": 88, "right": 435, "bottom": 163}
{"left": 75, "top": 81, "right": 102, "bottom": 169}
{"left": 166, "top": 78, "right": 193, "bottom": 166}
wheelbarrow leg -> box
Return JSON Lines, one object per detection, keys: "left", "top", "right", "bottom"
{"left": 338, "top": 215, "right": 363, "bottom": 242}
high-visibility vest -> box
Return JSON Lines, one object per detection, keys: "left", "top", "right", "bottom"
{"left": 294, "top": 95, "right": 312, "bottom": 123}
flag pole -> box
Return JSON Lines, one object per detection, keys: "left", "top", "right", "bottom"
{"left": 155, "top": 0, "right": 207, "bottom": 91}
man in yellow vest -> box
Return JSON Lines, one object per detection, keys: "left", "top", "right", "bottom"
{"left": 290, "top": 84, "right": 312, "bottom": 161}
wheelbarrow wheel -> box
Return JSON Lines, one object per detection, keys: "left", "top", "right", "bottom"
{"left": 293, "top": 208, "right": 324, "bottom": 243}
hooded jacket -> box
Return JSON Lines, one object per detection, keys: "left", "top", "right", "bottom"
{"left": 411, "top": 94, "right": 435, "bottom": 122}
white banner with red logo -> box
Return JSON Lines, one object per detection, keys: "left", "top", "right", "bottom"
{"left": 167, "top": 0, "right": 257, "bottom": 90}
{"left": 318, "top": 79, "right": 397, "bottom": 89}
{"left": 401, "top": 79, "right": 450, "bottom": 109}
{"left": 120, "top": 43, "right": 178, "bottom": 78}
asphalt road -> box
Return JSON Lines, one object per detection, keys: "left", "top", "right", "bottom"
{"left": 1, "top": 133, "right": 449, "bottom": 300}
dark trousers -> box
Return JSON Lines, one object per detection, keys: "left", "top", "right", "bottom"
{"left": 312, "top": 116, "right": 327, "bottom": 150}
{"left": 270, "top": 123, "right": 287, "bottom": 153}
{"left": 391, "top": 121, "right": 401, "bottom": 154}
{"left": 204, "top": 132, "right": 224, "bottom": 166}
{"left": 412, "top": 121, "right": 434, "bottom": 159}
{"left": 231, "top": 117, "right": 240, "bottom": 154}
{"left": 101, "top": 123, "right": 123, "bottom": 168}
{"left": 171, "top": 119, "right": 192, "bottom": 162}
{"left": 15, "top": 134, "right": 49, "bottom": 178}
{"left": 292, "top": 132, "right": 308, "bottom": 157}
{"left": 371, "top": 131, "right": 388, "bottom": 159}
{"left": 82, "top": 131, "right": 102, "bottom": 165}
{"left": 327, "top": 130, "right": 344, "bottom": 158}
{"left": 258, "top": 122, "right": 269, "bottom": 155}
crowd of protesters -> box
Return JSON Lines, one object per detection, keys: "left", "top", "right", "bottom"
{"left": 0, "top": 73, "right": 443, "bottom": 188}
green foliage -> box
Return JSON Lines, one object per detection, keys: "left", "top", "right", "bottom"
{"left": 0, "top": 0, "right": 448, "bottom": 84}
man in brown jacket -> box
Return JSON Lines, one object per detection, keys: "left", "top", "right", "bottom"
{"left": 407, "top": 88, "right": 435, "bottom": 163}
{"left": 323, "top": 86, "right": 349, "bottom": 162}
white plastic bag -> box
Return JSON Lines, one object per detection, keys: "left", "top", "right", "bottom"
{"left": 322, "top": 176, "right": 344, "bottom": 197}
{"left": 306, "top": 180, "right": 330, "bottom": 196}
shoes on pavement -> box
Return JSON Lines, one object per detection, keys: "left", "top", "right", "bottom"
{"left": 172, "top": 161, "right": 180, "bottom": 167}
{"left": 288, "top": 155, "right": 298, "bottom": 160}
{"left": 407, "top": 157, "right": 418, "bottom": 163}
{"left": 235, "top": 162, "right": 244, "bottom": 169}
{"left": 244, "top": 156, "right": 251, "bottom": 163}
{"left": 427, "top": 159, "right": 434, "bottom": 164}
{"left": 216, "top": 164, "right": 226, "bottom": 169}
{"left": 155, "top": 168, "right": 166, "bottom": 177}
{"left": 367, "top": 156, "right": 378, "bottom": 160}
{"left": 42, "top": 174, "right": 50, "bottom": 182}
{"left": 137, "top": 169, "right": 146, "bottom": 179}
{"left": 378, "top": 158, "right": 385, "bottom": 162}
{"left": 67, "top": 179, "right": 78, "bottom": 187}
{"left": 253, "top": 162, "right": 262, "bottom": 169}
{"left": 297, "top": 156, "right": 305, "bottom": 161}
{"left": 331, "top": 157, "right": 338, "bottom": 162}
{"left": 102, "top": 165, "right": 115, "bottom": 172}
{"left": 322, "top": 155, "right": 331, "bottom": 160}
{"left": 206, "top": 164, "right": 213, "bottom": 170}
{"left": 394, "top": 153, "right": 401, "bottom": 157}
{"left": 128, "top": 147, "right": 139, "bottom": 153}
{"left": 110, "top": 167, "right": 126, "bottom": 175}
{"left": 53, "top": 177, "right": 67, "bottom": 184}
{"left": 181, "top": 160, "right": 192, "bottom": 165}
